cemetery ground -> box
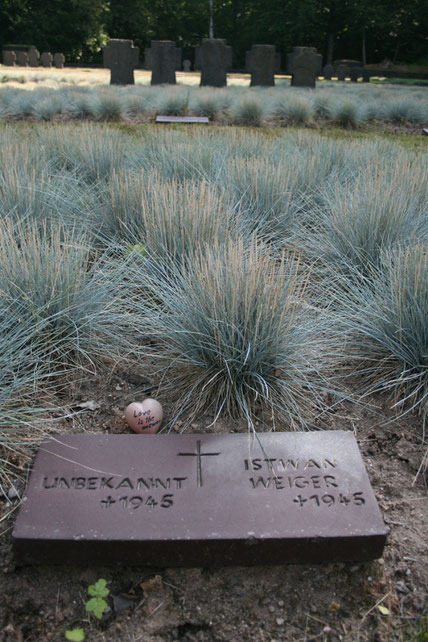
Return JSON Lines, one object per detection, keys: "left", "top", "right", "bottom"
{"left": 0, "top": 66, "right": 427, "bottom": 133}
{"left": 0, "top": 115, "right": 427, "bottom": 641}
{"left": 1, "top": 373, "right": 427, "bottom": 642}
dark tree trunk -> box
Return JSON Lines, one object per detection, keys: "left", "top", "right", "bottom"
{"left": 209, "top": 0, "right": 214, "bottom": 38}
{"left": 362, "top": 29, "right": 366, "bottom": 65}
{"left": 392, "top": 40, "right": 400, "bottom": 64}
{"left": 326, "top": 30, "right": 334, "bottom": 65}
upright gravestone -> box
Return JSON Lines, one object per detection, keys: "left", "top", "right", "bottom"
{"left": 350, "top": 66, "right": 362, "bottom": 82}
{"left": 144, "top": 40, "right": 181, "bottom": 85}
{"left": 288, "top": 47, "right": 321, "bottom": 88}
{"left": 275, "top": 52, "right": 282, "bottom": 74}
{"left": 361, "top": 68, "right": 371, "bottom": 83}
{"left": 288, "top": 47, "right": 322, "bottom": 77}
{"left": 54, "top": 53, "right": 65, "bottom": 69}
{"left": 16, "top": 51, "right": 29, "bottom": 67}
{"left": 28, "top": 49, "right": 39, "bottom": 67}
{"left": 334, "top": 59, "right": 362, "bottom": 71}
{"left": 103, "top": 39, "right": 139, "bottom": 85}
{"left": 195, "top": 38, "right": 232, "bottom": 87}
{"left": 13, "top": 431, "right": 387, "bottom": 566}
{"left": 246, "top": 44, "right": 276, "bottom": 87}
{"left": 337, "top": 64, "right": 348, "bottom": 81}
{"left": 183, "top": 59, "right": 191, "bottom": 72}
{"left": 323, "top": 63, "right": 333, "bottom": 80}
{"left": 2, "top": 51, "right": 16, "bottom": 66}
{"left": 40, "top": 52, "right": 53, "bottom": 68}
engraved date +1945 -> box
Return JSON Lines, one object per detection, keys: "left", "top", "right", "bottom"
{"left": 100, "top": 494, "right": 174, "bottom": 509}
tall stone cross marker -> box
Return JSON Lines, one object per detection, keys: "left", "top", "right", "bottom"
{"left": 288, "top": 46, "right": 322, "bottom": 88}
{"left": 144, "top": 40, "right": 181, "bottom": 85}
{"left": 246, "top": 44, "right": 276, "bottom": 87}
{"left": 195, "top": 38, "right": 232, "bottom": 87}
{"left": 103, "top": 39, "right": 139, "bottom": 85}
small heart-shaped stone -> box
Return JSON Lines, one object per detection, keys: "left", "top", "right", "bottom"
{"left": 124, "top": 399, "right": 163, "bottom": 434}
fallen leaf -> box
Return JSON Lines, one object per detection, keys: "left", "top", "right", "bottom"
{"left": 76, "top": 400, "right": 100, "bottom": 411}
{"left": 65, "top": 629, "right": 85, "bottom": 642}
{"left": 141, "top": 575, "right": 163, "bottom": 596}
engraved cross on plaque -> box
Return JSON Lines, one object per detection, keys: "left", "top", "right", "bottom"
{"left": 178, "top": 440, "right": 221, "bottom": 487}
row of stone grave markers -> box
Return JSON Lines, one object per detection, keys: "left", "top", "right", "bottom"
{"left": 2, "top": 50, "right": 65, "bottom": 68}
{"left": 325, "top": 63, "right": 371, "bottom": 82}
{"left": 103, "top": 39, "right": 372, "bottom": 87}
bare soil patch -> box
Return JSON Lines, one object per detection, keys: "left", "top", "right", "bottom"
{"left": 0, "top": 368, "right": 427, "bottom": 642}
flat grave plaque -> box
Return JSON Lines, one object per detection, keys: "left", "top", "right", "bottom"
{"left": 155, "top": 115, "right": 209, "bottom": 124}
{"left": 13, "top": 431, "right": 387, "bottom": 566}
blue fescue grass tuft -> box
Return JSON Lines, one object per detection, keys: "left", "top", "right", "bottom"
{"left": 101, "top": 174, "right": 236, "bottom": 267}
{"left": 232, "top": 96, "right": 265, "bottom": 126}
{"left": 40, "top": 123, "right": 133, "bottom": 183}
{"left": 133, "top": 237, "right": 336, "bottom": 430}
{"left": 335, "top": 244, "right": 428, "bottom": 428}
{"left": 304, "top": 162, "right": 428, "bottom": 277}
{"left": 0, "top": 83, "right": 426, "bottom": 127}
{"left": 332, "top": 99, "right": 364, "bottom": 127}
{"left": 156, "top": 87, "right": 189, "bottom": 116}
{"left": 91, "top": 90, "right": 124, "bottom": 121}
{"left": 190, "top": 89, "right": 231, "bottom": 119}
{"left": 220, "top": 157, "right": 302, "bottom": 248}
{"left": 273, "top": 95, "right": 314, "bottom": 124}
{"left": 0, "top": 219, "right": 138, "bottom": 377}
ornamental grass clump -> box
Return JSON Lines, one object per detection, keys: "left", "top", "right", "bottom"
{"left": 305, "top": 163, "right": 428, "bottom": 278}
{"left": 134, "top": 131, "right": 226, "bottom": 183}
{"left": 332, "top": 99, "right": 364, "bottom": 127}
{"left": 136, "top": 237, "right": 333, "bottom": 429}
{"left": 125, "top": 92, "right": 150, "bottom": 118}
{"left": 0, "top": 303, "right": 54, "bottom": 490}
{"left": 312, "top": 94, "right": 333, "bottom": 119}
{"left": 32, "top": 93, "right": 64, "bottom": 121}
{"left": 105, "top": 175, "right": 236, "bottom": 266}
{"left": 91, "top": 90, "right": 124, "bottom": 121}
{"left": 221, "top": 157, "right": 302, "bottom": 247}
{"left": 274, "top": 95, "right": 314, "bottom": 124}
{"left": 336, "top": 244, "right": 428, "bottom": 427}
{"left": 156, "top": 88, "right": 189, "bottom": 116}
{"left": 232, "top": 96, "right": 265, "bottom": 126}
{"left": 0, "top": 155, "right": 96, "bottom": 232}
{"left": 40, "top": 124, "right": 132, "bottom": 183}
{"left": 190, "top": 89, "right": 231, "bottom": 119}
{"left": 64, "top": 89, "right": 94, "bottom": 119}
{"left": 386, "top": 99, "right": 425, "bottom": 124}
{"left": 0, "top": 219, "right": 136, "bottom": 377}
{"left": 2, "top": 90, "right": 35, "bottom": 120}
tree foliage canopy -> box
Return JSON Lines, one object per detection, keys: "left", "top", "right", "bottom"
{"left": 1, "top": 0, "right": 427, "bottom": 65}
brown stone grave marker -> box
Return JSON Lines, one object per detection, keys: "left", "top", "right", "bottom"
{"left": 16, "top": 51, "right": 29, "bottom": 67}
{"left": 2, "top": 51, "right": 16, "bottom": 66}
{"left": 13, "top": 431, "right": 387, "bottom": 566}
{"left": 103, "top": 39, "right": 139, "bottom": 85}
{"left": 155, "top": 115, "right": 209, "bottom": 124}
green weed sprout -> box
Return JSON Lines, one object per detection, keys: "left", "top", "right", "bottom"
{"left": 64, "top": 579, "right": 109, "bottom": 640}
{"left": 85, "top": 578, "right": 110, "bottom": 619}
{"left": 65, "top": 628, "right": 85, "bottom": 641}
{"left": 125, "top": 242, "right": 146, "bottom": 259}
